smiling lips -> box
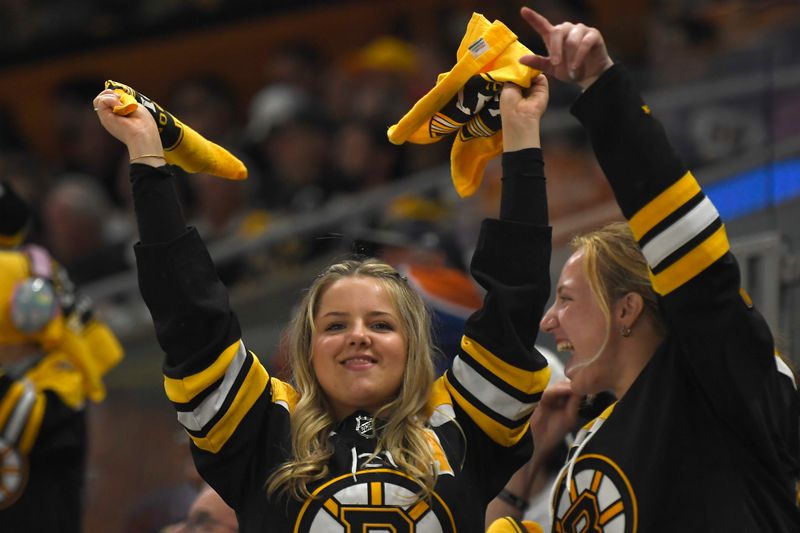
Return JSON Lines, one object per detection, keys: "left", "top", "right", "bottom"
{"left": 341, "top": 356, "right": 378, "bottom": 368}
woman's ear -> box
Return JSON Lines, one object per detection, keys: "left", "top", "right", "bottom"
{"left": 616, "top": 292, "right": 644, "bottom": 329}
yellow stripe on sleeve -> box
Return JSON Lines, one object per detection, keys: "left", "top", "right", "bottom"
{"left": 189, "top": 357, "right": 269, "bottom": 453}
{"left": 443, "top": 374, "right": 529, "bottom": 447}
{"left": 427, "top": 377, "right": 453, "bottom": 413}
{"left": 629, "top": 172, "right": 700, "bottom": 240}
{"left": 18, "top": 394, "right": 45, "bottom": 454}
{"left": 460, "top": 337, "right": 551, "bottom": 395}
{"left": 650, "top": 225, "right": 729, "bottom": 295}
{"left": 164, "top": 340, "right": 241, "bottom": 404}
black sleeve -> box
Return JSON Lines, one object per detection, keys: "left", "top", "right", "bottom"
{"left": 500, "top": 148, "right": 547, "bottom": 226}
{"left": 129, "top": 163, "right": 187, "bottom": 245}
{"left": 129, "top": 163, "right": 240, "bottom": 369}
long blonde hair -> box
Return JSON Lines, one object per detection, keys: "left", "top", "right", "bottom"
{"left": 266, "top": 258, "right": 439, "bottom": 501}
{"left": 571, "top": 222, "right": 667, "bottom": 362}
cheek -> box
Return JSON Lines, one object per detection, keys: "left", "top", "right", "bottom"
{"left": 311, "top": 335, "right": 340, "bottom": 370}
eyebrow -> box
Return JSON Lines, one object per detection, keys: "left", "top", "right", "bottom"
{"left": 318, "top": 311, "right": 395, "bottom": 318}
{"left": 555, "top": 283, "right": 574, "bottom": 296}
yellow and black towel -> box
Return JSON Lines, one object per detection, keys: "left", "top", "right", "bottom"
{"left": 387, "top": 13, "right": 539, "bottom": 197}
{"left": 105, "top": 80, "right": 248, "bottom": 180}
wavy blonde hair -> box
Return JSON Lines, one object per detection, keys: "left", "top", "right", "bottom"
{"left": 571, "top": 221, "right": 668, "bottom": 365}
{"left": 266, "top": 258, "right": 439, "bottom": 501}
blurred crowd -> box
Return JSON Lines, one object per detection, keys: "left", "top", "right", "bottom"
{"left": 0, "top": 0, "right": 799, "bottom": 319}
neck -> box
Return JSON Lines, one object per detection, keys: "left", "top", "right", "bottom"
{"left": 613, "top": 326, "right": 666, "bottom": 399}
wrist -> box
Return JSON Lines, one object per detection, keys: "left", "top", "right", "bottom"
{"left": 497, "top": 488, "right": 529, "bottom": 513}
{"left": 502, "top": 124, "right": 541, "bottom": 152}
{"left": 578, "top": 60, "right": 615, "bottom": 91}
{"left": 129, "top": 153, "right": 166, "bottom": 166}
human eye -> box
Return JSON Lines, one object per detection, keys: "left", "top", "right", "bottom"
{"left": 324, "top": 321, "right": 346, "bottom": 332}
{"left": 371, "top": 321, "right": 395, "bottom": 331}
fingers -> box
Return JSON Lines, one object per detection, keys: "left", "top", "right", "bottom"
{"left": 519, "top": 54, "right": 551, "bottom": 73}
{"left": 92, "top": 90, "right": 121, "bottom": 113}
{"left": 571, "top": 27, "right": 605, "bottom": 72}
{"left": 564, "top": 24, "right": 587, "bottom": 75}
{"left": 520, "top": 7, "right": 565, "bottom": 66}
{"left": 520, "top": 7, "right": 553, "bottom": 37}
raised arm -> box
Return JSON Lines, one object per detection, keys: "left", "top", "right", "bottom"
{"left": 93, "top": 90, "right": 270, "bottom": 507}
{"left": 518, "top": 7, "right": 791, "bottom": 447}
{"left": 441, "top": 74, "right": 553, "bottom": 503}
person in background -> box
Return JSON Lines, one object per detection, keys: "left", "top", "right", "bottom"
{"left": 164, "top": 484, "right": 238, "bottom": 533}
{"left": 93, "top": 66, "right": 552, "bottom": 530}
{"left": 493, "top": 7, "right": 800, "bottom": 532}
{"left": 0, "top": 180, "right": 124, "bottom": 531}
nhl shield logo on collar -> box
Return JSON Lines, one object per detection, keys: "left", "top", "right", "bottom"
{"left": 355, "top": 415, "right": 374, "bottom": 438}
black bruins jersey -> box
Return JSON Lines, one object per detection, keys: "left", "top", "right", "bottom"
{"left": 134, "top": 171, "right": 552, "bottom": 531}
{"left": 546, "top": 65, "right": 800, "bottom": 532}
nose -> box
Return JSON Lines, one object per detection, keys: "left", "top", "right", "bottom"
{"left": 540, "top": 304, "right": 557, "bottom": 333}
{"left": 348, "top": 325, "right": 371, "bottom": 346}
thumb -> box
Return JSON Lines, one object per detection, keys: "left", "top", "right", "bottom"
{"left": 520, "top": 54, "right": 551, "bottom": 74}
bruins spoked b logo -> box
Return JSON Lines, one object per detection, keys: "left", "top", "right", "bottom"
{"left": 295, "top": 469, "right": 455, "bottom": 532}
{"left": 552, "top": 454, "right": 638, "bottom": 533}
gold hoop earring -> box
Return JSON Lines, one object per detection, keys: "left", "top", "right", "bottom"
{"left": 621, "top": 326, "right": 632, "bottom": 337}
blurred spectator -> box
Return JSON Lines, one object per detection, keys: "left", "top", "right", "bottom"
{"left": 164, "top": 484, "right": 238, "bottom": 533}
{"left": 325, "top": 119, "right": 403, "bottom": 194}
{"left": 244, "top": 42, "right": 321, "bottom": 144}
{"left": 185, "top": 170, "right": 270, "bottom": 285}
{"left": 344, "top": 35, "right": 421, "bottom": 123}
{"left": 0, "top": 179, "right": 124, "bottom": 529}
{"left": 51, "top": 78, "right": 127, "bottom": 206}
{"left": 250, "top": 110, "right": 333, "bottom": 214}
{"left": 167, "top": 74, "right": 244, "bottom": 153}
{"left": 41, "top": 174, "right": 131, "bottom": 285}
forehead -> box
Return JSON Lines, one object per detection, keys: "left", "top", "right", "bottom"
{"left": 557, "top": 249, "right": 588, "bottom": 289}
{"left": 316, "top": 276, "right": 397, "bottom": 312}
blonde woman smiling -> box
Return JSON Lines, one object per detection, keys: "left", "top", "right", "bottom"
{"left": 93, "top": 72, "right": 553, "bottom": 532}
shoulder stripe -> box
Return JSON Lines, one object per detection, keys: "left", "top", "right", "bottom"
{"left": 641, "top": 196, "right": 719, "bottom": 269}
{"left": 2, "top": 383, "right": 35, "bottom": 444}
{"left": 649, "top": 218, "right": 723, "bottom": 275}
{"left": 451, "top": 357, "right": 537, "bottom": 422}
{"left": 18, "top": 394, "right": 45, "bottom": 454}
{"left": 426, "top": 377, "right": 455, "bottom": 428}
{"left": 649, "top": 224, "right": 729, "bottom": 295}
{"left": 460, "top": 337, "right": 550, "bottom": 394}
{"left": 175, "top": 342, "right": 249, "bottom": 431}
{"left": 636, "top": 191, "right": 705, "bottom": 248}
{"left": 629, "top": 172, "right": 701, "bottom": 240}
{"left": 188, "top": 357, "right": 269, "bottom": 453}
{"left": 444, "top": 374, "right": 528, "bottom": 447}
{"left": 165, "top": 340, "right": 244, "bottom": 404}
{"left": 270, "top": 376, "right": 299, "bottom": 412}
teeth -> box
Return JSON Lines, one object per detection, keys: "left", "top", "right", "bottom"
{"left": 556, "top": 341, "right": 574, "bottom": 353}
